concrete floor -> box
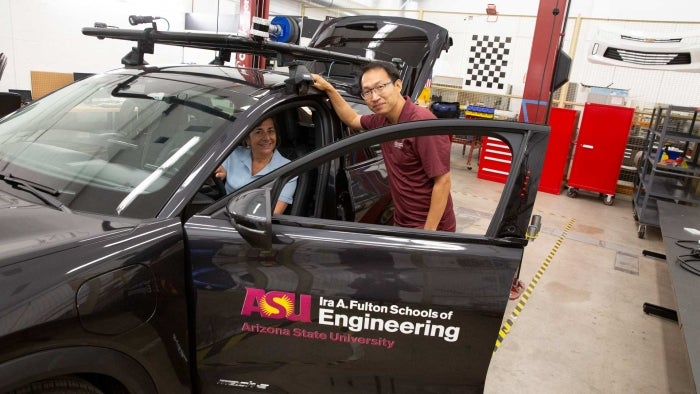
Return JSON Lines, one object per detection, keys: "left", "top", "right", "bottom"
{"left": 447, "top": 145, "right": 696, "bottom": 393}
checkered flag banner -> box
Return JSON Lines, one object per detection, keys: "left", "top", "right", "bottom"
{"left": 466, "top": 35, "right": 511, "bottom": 90}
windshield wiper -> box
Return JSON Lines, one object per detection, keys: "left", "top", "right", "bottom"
{"left": 0, "top": 172, "right": 71, "bottom": 213}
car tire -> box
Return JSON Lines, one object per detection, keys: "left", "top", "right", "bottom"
{"left": 8, "top": 377, "right": 104, "bottom": 394}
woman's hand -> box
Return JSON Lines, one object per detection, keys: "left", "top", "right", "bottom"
{"left": 214, "top": 166, "right": 226, "bottom": 179}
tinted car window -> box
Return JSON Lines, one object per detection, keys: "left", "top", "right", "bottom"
{"left": 0, "top": 73, "right": 257, "bottom": 219}
{"left": 310, "top": 22, "right": 431, "bottom": 73}
{"left": 344, "top": 102, "right": 381, "bottom": 166}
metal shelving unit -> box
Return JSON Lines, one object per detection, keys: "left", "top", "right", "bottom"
{"left": 633, "top": 105, "right": 700, "bottom": 238}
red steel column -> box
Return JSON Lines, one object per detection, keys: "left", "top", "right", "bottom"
{"left": 519, "top": 0, "right": 570, "bottom": 125}
{"left": 237, "top": 0, "right": 270, "bottom": 69}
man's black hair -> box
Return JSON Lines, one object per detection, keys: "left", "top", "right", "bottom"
{"left": 359, "top": 61, "right": 401, "bottom": 89}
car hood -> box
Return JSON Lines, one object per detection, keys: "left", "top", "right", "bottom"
{"left": 308, "top": 15, "right": 452, "bottom": 101}
{"left": 0, "top": 190, "right": 134, "bottom": 266}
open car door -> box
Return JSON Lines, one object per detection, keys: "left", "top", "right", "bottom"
{"left": 307, "top": 15, "right": 452, "bottom": 101}
{"left": 186, "top": 119, "right": 549, "bottom": 393}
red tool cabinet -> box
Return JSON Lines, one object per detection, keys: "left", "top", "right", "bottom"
{"left": 565, "top": 102, "right": 634, "bottom": 205}
{"left": 538, "top": 107, "right": 580, "bottom": 194}
{"left": 477, "top": 136, "right": 512, "bottom": 183}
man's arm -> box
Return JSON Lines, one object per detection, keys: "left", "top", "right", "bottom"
{"left": 424, "top": 172, "right": 451, "bottom": 230}
{"left": 312, "top": 74, "right": 363, "bottom": 130}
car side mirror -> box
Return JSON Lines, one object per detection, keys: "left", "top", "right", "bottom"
{"left": 226, "top": 188, "right": 272, "bottom": 251}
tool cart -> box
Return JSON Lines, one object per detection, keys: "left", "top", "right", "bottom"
{"left": 566, "top": 102, "right": 635, "bottom": 205}
{"left": 633, "top": 104, "right": 700, "bottom": 238}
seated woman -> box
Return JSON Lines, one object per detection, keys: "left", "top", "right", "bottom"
{"left": 215, "top": 117, "right": 297, "bottom": 214}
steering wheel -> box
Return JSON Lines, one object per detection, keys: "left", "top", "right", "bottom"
{"left": 212, "top": 174, "right": 227, "bottom": 197}
{"left": 199, "top": 174, "right": 228, "bottom": 200}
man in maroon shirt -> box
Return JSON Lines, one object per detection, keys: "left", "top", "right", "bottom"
{"left": 312, "top": 61, "right": 456, "bottom": 232}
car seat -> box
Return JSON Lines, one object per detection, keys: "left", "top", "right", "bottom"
{"left": 276, "top": 109, "right": 317, "bottom": 217}
{"left": 150, "top": 107, "right": 215, "bottom": 169}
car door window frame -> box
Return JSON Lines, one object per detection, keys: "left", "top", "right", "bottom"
{"left": 201, "top": 118, "right": 549, "bottom": 242}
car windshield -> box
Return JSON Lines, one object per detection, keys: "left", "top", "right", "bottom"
{"left": 0, "top": 72, "right": 259, "bottom": 219}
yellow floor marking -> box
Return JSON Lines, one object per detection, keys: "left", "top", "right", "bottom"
{"left": 493, "top": 218, "right": 576, "bottom": 352}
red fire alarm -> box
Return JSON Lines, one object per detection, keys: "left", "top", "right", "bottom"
{"left": 486, "top": 3, "right": 498, "bottom": 15}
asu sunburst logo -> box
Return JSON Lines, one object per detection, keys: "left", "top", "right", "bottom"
{"left": 241, "top": 287, "right": 311, "bottom": 322}
{"left": 259, "top": 294, "right": 294, "bottom": 317}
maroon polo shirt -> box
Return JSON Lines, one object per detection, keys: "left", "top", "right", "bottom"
{"left": 360, "top": 98, "right": 456, "bottom": 232}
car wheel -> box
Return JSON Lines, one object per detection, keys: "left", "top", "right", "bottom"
{"left": 8, "top": 377, "right": 104, "bottom": 394}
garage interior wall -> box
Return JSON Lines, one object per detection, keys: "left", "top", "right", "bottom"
{"left": 1, "top": 0, "right": 699, "bottom": 110}
{"left": 300, "top": 2, "right": 700, "bottom": 111}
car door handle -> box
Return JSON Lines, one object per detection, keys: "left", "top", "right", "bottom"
{"left": 582, "top": 144, "right": 594, "bottom": 149}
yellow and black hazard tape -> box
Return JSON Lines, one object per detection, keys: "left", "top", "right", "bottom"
{"left": 493, "top": 218, "right": 576, "bottom": 352}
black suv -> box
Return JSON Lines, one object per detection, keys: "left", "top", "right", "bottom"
{"left": 0, "top": 15, "right": 549, "bottom": 393}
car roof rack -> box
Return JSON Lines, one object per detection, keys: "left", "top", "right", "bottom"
{"left": 82, "top": 25, "right": 383, "bottom": 70}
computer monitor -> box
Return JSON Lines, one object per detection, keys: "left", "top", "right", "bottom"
{"left": 8, "top": 89, "right": 33, "bottom": 104}
{"left": 73, "top": 72, "right": 95, "bottom": 81}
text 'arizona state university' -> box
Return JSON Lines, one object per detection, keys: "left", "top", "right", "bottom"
{"left": 240, "top": 288, "right": 461, "bottom": 345}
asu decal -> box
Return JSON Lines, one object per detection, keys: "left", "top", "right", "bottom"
{"left": 241, "top": 287, "right": 311, "bottom": 322}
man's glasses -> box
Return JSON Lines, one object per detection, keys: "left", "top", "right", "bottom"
{"left": 360, "top": 80, "right": 395, "bottom": 99}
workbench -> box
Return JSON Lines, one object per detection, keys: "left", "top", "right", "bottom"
{"left": 656, "top": 200, "right": 700, "bottom": 392}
